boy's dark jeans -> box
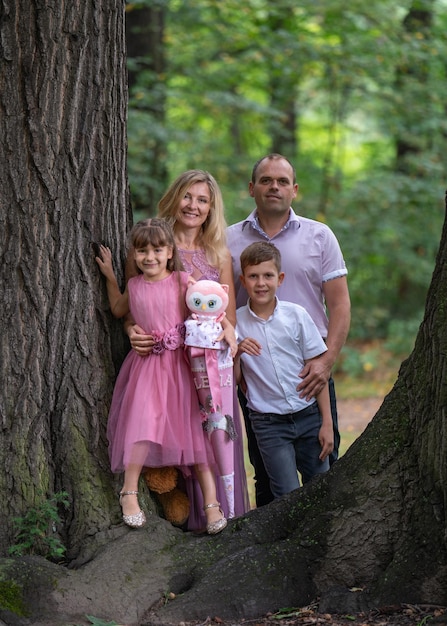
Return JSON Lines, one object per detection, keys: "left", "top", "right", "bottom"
{"left": 249, "top": 402, "right": 329, "bottom": 498}
{"left": 238, "top": 377, "right": 339, "bottom": 507}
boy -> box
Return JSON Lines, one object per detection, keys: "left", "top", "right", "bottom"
{"left": 235, "top": 242, "right": 334, "bottom": 499}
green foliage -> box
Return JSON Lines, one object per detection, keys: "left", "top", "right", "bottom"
{"left": 416, "top": 616, "right": 433, "bottom": 626}
{"left": 270, "top": 604, "right": 322, "bottom": 620}
{"left": 8, "top": 491, "right": 70, "bottom": 560}
{"left": 333, "top": 338, "right": 403, "bottom": 397}
{"left": 126, "top": 0, "right": 447, "bottom": 348}
{"left": 337, "top": 345, "right": 381, "bottom": 378}
{"left": 384, "top": 316, "right": 421, "bottom": 356}
{"left": 127, "top": 107, "right": 169, "bottom": 214}
{"left": 84, "top": 617, "right": 120, "bottom": 626}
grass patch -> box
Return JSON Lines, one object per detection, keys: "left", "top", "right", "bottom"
{"left": 334, "top": 339, "right": 405, "bottom": 400}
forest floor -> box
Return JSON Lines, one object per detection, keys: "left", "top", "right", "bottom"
{"left": 170, "top": 603, "right": 447, "bottom": 626}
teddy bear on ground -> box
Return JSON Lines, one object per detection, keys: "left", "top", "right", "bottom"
{"left": 143, "top": 466, "right": 190, "bottom": 527}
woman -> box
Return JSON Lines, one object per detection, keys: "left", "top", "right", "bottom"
{"left": 125, "top": 170, "right": 250, "bottom": 531}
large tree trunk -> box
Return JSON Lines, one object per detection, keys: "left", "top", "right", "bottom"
{"left": 0, "top": 0, "right": 132, "bottom": 560}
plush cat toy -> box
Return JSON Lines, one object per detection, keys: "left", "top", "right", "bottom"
{"left": 184, "top": 280, "right": 237, "bottom": 519}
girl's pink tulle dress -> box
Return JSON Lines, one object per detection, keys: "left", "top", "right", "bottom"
{"left": 107, "top": 271, "right": 208, "bottom": 473}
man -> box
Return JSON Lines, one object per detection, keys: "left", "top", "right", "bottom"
{"left": 227, "top": 153, "right": 350, "bottom": 507}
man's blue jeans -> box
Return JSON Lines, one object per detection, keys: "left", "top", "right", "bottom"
{"left": 248, "top": 402, "right": 329, "bottom": 499}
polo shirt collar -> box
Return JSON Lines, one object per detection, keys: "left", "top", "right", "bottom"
{"left": 241, "top": 208, "right": 300, "bottom": 233}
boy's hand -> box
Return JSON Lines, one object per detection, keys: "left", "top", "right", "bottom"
{"left": 237, "top": 337, "right": 262, "bottom": 356}
{"left": 95, "top": 245, "right": 115, "bottom": 280}
{"left": 318, "top": 422, "right": 334, "bottom": 462}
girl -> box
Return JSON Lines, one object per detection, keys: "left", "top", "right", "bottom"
{"left": 124, "top": 171, "right": 250, "bottom": 529}
{"left": 96, "top": 218, "right": 227, "bottom": 534}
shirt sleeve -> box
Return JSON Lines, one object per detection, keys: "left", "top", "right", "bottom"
{"left": 297, "top": 306, "right": 328, "bottom": 360}
{"left": 321, "top": 225, "right": 348, "bottom": 283}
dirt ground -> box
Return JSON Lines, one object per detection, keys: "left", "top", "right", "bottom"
{"left": 337, "top": 396, "right": 382, "bottom": 436}
{"left": 174, "top": 603, "right": 447, "bottom": 626}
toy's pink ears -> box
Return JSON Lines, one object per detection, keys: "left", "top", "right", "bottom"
{"left": 221, "top": 284, "right": 229, "bottom": 294}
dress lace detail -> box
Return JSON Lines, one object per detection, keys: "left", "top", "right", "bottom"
{"left": 179, "top": 248, "right": 219, "bottom": 282}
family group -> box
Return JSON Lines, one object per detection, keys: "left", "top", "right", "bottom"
{"left": 95, "top": 153, "right": 350, "bottom": 535}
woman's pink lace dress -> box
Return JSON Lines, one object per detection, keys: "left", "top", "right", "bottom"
{"left": 179, "top": 248, "right": 251, "bottom": 528}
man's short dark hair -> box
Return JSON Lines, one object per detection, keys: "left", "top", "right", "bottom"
{"left": 251, "top": 153, "right": 296, "bottom": 184}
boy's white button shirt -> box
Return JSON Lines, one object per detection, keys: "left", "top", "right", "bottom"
{"left": 236, "top": 298, "right": 327, "bottom": 414}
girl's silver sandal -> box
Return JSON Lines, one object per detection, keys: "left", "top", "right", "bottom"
{"left": 119, "top": 490, "right": 147, "bottom": 528}
{"left": 203, "top": 502, "right": 227, "bottom": 535}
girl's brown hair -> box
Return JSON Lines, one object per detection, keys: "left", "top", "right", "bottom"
{"left": 130, "top": 218, "right": 187, "bottom": 315}
{"left": 130, "top": 218, "right": 183, "bottom": 273}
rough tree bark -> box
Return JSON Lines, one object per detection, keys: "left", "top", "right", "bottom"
{"left": 0, "top": 0, "right": 133, "bottom": 560}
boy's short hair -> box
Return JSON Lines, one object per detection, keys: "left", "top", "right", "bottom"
{"left": 240, "top": 242, "right": 282, "bottom": 274}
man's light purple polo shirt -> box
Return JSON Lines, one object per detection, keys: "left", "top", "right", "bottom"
{"left": 227, "top": 209, "right": 348, "bottom": 338}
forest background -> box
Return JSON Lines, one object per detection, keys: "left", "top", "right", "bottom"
{"left": 125, "top": 0, "right": 447, "bottom": 391}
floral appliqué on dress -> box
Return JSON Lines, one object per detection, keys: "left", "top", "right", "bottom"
{"left": 151, "top": 323, "right": 186, "bottom": 355}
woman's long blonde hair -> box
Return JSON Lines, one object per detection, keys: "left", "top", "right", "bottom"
{"left": 157, "top": 170, "right": 228, "bottom": 270}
